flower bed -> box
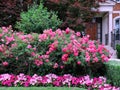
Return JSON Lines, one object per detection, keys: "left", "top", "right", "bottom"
{"left": 0, "top": 87, "right": 86, "bottom": 90}
{"left": 0, "top": 73, "right": 119, "bottom": 90}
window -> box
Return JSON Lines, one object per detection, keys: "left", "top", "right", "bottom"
{"left": 113, "top": 0, "right": 120, "bottom": 3}
{"left": 115, "top": 19, "right": 120, "bottom": 40}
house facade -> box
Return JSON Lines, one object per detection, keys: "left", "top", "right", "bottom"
{"left": 85, "top": 0, "right": 120, "bottom": 49}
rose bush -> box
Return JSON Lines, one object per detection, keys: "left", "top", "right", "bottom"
{"left": 0, "top": 73, "right": 119, "bottom": 90}
{"left": 0, "top": 26, "right": 110, "bottom": 75}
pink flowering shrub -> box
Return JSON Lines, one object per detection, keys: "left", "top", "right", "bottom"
{"left": 0, "top": 73, "right": 119, "bottom": 90}
{"left": 0, "top": 26, "right": 110, "bottom": 75}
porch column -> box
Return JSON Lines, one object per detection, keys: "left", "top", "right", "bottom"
{"left": 108, "top": 11, "right": 113, "bottom": 46}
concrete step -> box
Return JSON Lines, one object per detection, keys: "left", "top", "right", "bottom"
{"left": 105, "top": 46, "right": 117, "bottom": 59}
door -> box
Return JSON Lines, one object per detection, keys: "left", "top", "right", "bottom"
{"left": 85, "top": 17, "right": 102, "bottom": 43}
{"left": 85, "top": 23, "right": 97, "bottom": 40}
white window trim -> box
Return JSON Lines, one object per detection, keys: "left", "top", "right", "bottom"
{"left": 113, "top": 0, "right": 120, "bottom": 3}
{"left": 113, "top": 16, "right": 120, "bottom": 29}
{"left": 113, "top": 16, "right": 120, "bottom": 40}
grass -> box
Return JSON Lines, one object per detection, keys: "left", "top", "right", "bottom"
{"left": 0, "top": 87, "right": 86, "bottom": 90}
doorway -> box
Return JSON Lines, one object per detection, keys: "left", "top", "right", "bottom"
{"left": 85, "top": 17, "right": 102, "bottom": 43}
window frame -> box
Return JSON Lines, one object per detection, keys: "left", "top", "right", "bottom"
{"left": 113, "top": 0, "right": 120, "bottom": 3}
{"left": 115, "top": 18, "right": 120, "bottom": 40}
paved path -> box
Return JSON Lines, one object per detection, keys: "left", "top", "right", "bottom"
{"left": 105, "top": 46, "right": 120, "bottom": 61}
{"left": 105, "top": 46, "right": 117, "bottom": 59}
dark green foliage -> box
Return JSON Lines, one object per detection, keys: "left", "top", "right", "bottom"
{"left": 105, "top": 61, "right": 120, "bottom": 86}
{"left": 43, "top": 0, "right": 102, "bottom": 31}
{"left": 116, "top": 44, "right": 120, "bottom": 59}
{"left": 0, "top": 0, "right": 33, "bottom": 28}
{"left": 15, "top": 3, "right": 62, "bottom": 33}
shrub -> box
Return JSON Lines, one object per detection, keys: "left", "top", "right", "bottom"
{"left": 15, "top": 3, "right": 62, "bottom": 33}
{"left": 0, "top": 26, "right": 110, "bottom": 76}
{"left": 116, "top": 44, "right": 120, "bottom": 59}
{"left": 105, "top": 60, "right": 120, "bottom": 86}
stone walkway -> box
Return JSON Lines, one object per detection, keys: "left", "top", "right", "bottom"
{"left": 105, "top": 46, "right": 120, "bottom": 61}
{"left": 105, "top": 46, "right": 117, "bottom": 59}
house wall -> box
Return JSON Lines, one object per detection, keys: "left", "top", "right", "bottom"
{"left": 86, "top": 1, "right": 119, "bottom": 46}
{"left": 113, "top": 3, "right": 120, "bottom": 11}
{"left": 112, "top": 3, "right": 120, "bottom": 30}
{"left": 112, "top": 3, "right": 120, "bottom": 47}
{"left": 113, "top": 3, "right": 120, "bottom": 22}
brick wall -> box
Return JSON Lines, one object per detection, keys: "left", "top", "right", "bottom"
{"left": 113, "top": 3, "right": 120, "bottom": 18}
{"left": 113, "top": 3, "right": 120, "bottom": 11}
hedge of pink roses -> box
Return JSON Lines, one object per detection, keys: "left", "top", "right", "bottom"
{"left": 0, "top": 26, "right": 111, "bottom": 74}
{"left": 0, "top": 73, "right": 119, "bottom": 90}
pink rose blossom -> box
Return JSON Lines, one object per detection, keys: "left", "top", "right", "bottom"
{"left": 34, "top": 60, "right": 43, "bottom": 66}
{"left": 39, "top": 34, "right": 47, "bottom": 41}
{"left": 5, "top": 36, "right": 15, "bottom": 44}
{"left": 62, "top": 54, "right": 69, "bottom": 62}
{"left": 53, "top": 63, "right": 58, "bottom": 69}
{"left": 31, "top": 52, "right": 36, "bottom": 56}
{"left": 2, "top": 61, "right": 9, "bottom": 66}
{"left": 45, "top": 59, "right": 49, "bottom": 63}
{"left": 77, "top": 61, "right": 81, "bottom": 65}
{"left": 27, "top": 45, "right": 32, "bottom": 49}
{"left": 65, "top": 28, "right": 70, "bottom": 34}
{"left": 60, "top": 65, "right": 64, "bottom": 69}
{"left": 76, "top": 32, "right": 81, "bottom": 36}
{"left": 93, "top": 57, "right": 98, "bottom": 63}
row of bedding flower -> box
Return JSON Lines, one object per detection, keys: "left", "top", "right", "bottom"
{"left": 0, "top": 73, "right": 119, "bottom": 90}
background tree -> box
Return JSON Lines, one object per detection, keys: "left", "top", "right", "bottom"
{"left": 0, "top": 0, "right": 106, "bottom": 31}
{"left": 0, "top": 0, "right": 33, "bottom": 27}
{"left": 43, "top": 0, "right": 106, "bottom": 31}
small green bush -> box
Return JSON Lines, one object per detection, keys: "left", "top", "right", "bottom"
{"left": 116, "top": 44, "right": 120, "bottom": 59}
{"left": 15, "top": 3, "right": 62, "bottom": 33}
{"left": 105, "top": 60, "right": 120, "bottom": 86}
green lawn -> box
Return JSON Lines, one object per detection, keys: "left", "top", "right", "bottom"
{"left": 0, "top": 87, "right": 86, "bottom": 90}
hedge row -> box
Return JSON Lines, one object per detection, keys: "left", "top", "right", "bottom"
{"left": 105, "top": 60, "right": 120, "bottom": 86}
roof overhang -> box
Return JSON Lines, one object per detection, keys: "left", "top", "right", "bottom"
{"left": 98, "top": 0, "right": 116, "bottom": 12}
{"left": 99, "top": 0, "right": 116, "bottom": 6}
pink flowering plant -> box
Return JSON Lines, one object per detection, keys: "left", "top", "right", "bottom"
{"left": 0, "top": 26, "right": 110, "bottom": 75}
{"left": 0, "top": 73, "right": 119, "bottom": 90}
